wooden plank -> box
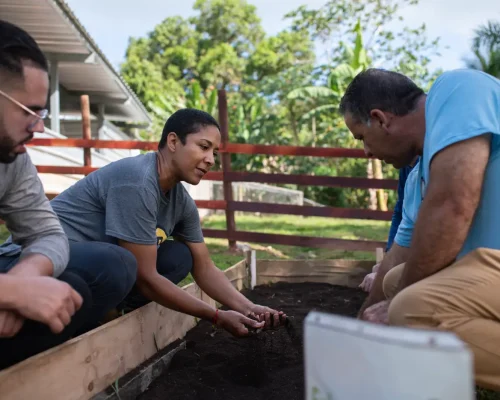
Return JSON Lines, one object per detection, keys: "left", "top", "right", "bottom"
{"left": 194, "top": 200, "right": 226, "bottom": 210}
{"left": 93, "top": 343, "right": 186, "bottom": 400}
{"left": 203, "top": 171, "right": 398, "bottom": 190}
{"left": 229, "top": 201, "right": 393, "bottom": 220}
{"left": 218, "top": 90, "right": 237, "bottom": 250}
{"left": 28, "top": 138, "right": 158, "bottom": 151}
{"left": 194, "top": 200, "right": 393, "bottom": 221}
{"left": 224, "top": 143, "right": 368, "bottom": 158}
{"left": 36, "top": 165, "right": 97, "bottom": 175}
{"left": 376, "top": 247, "right": 385, "bottom": 263}
{"left": 35, "top": 168, "right": 397, "bottom": 191}
{"left": 223, "top": 259, "right": 248, "bottom": 291}
{"left": 250, "top": 250, "right": 257, "bottom": 290}
{"left": 81, "top": 95, "right": 92, "bottom": 173}
{"left": 202, "top": 229, "right": 387, "bottom": 251}
{"left": 27, "top": 139, "right": 368, "bottom": 159}
{"left": 256, "top": 259, "right": 374, "bottom": 288}
{"left": 0, "top": 260, "right": 248, "bottom": 400}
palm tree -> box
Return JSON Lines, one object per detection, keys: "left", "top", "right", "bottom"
{"left": 466, "top": 20, "right": 500, "bottom": 78}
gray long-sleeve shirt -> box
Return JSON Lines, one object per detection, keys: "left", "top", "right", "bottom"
{"left": 0, "top": 153, "right": 69, "bottom": 277}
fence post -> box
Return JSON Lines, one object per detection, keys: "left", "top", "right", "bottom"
{"left": 81, "top": 95, "right": 91, "bottom": 175}
{"left": 217, "top": 89, "right": 237, "bottom": 251}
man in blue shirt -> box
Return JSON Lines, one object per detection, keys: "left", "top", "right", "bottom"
{"left": 358, "top": 160, "right": 421, "bottom": 310}
{"left": 340, "top": 68, "right": 500, "bottom": 390}
{"left": 359, "top": 160, "right": 417, "bottom": 292}
{"left": 386, "top": 160, "right": 418, "bottom": 251}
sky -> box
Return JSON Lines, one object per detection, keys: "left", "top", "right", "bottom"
{"left": 65, "top": 0, "right": 500, "bottom": 73}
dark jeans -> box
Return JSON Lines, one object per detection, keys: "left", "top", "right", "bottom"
{"left": 119, "top": 239, "right": 193, "bottom": 312}
{"left": 0, "top": 269, "right": 92, "bottom": 370}
{"left": 0, "top": 241, "right": 137, "bottom": 369}
{"left": 65, "top": 241, "right": 137, "bottom": 332}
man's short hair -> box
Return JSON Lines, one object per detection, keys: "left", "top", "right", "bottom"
{"left": 0, "top": 20, "right": 48, "bottom": 80}
{"left": 158, "top": 108, "right": 220, "bottom": 149}
{"left": 339, "top": 68, "right": 425, "bottom": 124}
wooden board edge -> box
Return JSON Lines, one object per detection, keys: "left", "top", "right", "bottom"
{"left": 256, "top": 259, "right": 375, "bottom": 268}
{"left": 255, "top": 258, "right": 374, "bottom": 289}
{"left": 92, "top": 342, "right": 187, "bottom": 400}
{"left": 0, "top": 258, "right": 248, "bottom": 400}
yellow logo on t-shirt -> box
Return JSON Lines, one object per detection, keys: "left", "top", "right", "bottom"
{"left": 156, "top": 227, "right": 167, "bottom": 246}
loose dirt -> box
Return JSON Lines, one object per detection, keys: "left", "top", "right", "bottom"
{"left": 138, "top": 282, "right": 366, "bottom": 400}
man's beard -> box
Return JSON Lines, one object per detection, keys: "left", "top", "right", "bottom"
{"left": 0, "top": 132, "right": 20, "bottom": 164}
{"left": 0, "top": 142, "right": 18, "bottom": 163}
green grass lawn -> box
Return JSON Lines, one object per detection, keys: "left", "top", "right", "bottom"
{"left": 202, "top": 213, "right": 389, "bottom": 261}
{"left": 181, "top": 213, "right": 389, "bottom": 285}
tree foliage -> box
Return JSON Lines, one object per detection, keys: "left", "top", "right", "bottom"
{"left": 121, "top": 0, "right": 447, "bottom": 210}
{"left": 466, "top": 20, "right": 500, "bottom": 78}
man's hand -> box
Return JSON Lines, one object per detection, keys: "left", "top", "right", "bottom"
{"left": 361, "top": 300, "right": 390, "bottom": 325}
{"left": 0, "top": 310, "right": 24, "bottom": 338}
{"left": 216, "top": 310, "right": 265, "bottom": 337}
{"left": 13, "top": 276, "right": 83, "bottom": 333}
{"left": 246, "top": 304, "right": 286, "bottom": 329}
{"left": 357, "top": 245, "right": 409, "bottom": 318}
{"left": 359, "top": 263, "right": 380, "bottom": 292}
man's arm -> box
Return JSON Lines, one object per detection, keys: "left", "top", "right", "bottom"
{"left": 1, "top": 154, "right": 69, "bottom": 277}
{"left": 358, "top": 243, "right": 409, "bottom": 317}
{"left": 397, "top": 135, "right": 490, "bottom": 291}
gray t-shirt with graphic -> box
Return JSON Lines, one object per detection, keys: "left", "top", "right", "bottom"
{"left": 51, "top": 152, "right": 203, "bottom": 246}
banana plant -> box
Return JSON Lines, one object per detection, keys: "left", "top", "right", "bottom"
{"left": 287, "top": 20, "right": 387, "bottom": 211}
{"left": 287, "top": 20, "right": 370, "bottom": 119}
{"left": 148, "top": 80, "right": 218, "bottom": 122}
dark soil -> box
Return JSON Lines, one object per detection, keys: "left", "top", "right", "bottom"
{"left": 137, "top": 282, "right": 499, "bottom": 400}
{"left": 138, "top": 282, "right": 366, "bottom": 400}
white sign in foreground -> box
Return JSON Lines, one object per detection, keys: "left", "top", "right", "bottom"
{"left": 304, "top": 311, "right": 474, "bottom": 400}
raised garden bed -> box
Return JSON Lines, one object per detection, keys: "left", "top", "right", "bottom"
{"left": 138, "top": 282, "right": 366, "bottom": 400}
{"left": 1, "top": 253, "right": 495, "bottom": 400}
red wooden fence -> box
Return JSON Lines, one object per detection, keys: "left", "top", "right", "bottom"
{"left": 27, "top": 92, "right": 397, "bottom": 252}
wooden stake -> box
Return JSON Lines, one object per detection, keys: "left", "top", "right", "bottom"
{"left": 81, "top": 95, "right": 91, "bottom": 175}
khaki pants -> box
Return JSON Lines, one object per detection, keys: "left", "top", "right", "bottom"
{"left": 383, "top": 248, "right": 500, "bottom": 390}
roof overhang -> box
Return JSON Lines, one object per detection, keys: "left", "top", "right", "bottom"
{"left": 0, "top": 0, "right": 152, "bottom": 126}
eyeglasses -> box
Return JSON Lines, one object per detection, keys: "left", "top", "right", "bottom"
{"left": 0, "top": 89, "right": 48, "bottom": 130}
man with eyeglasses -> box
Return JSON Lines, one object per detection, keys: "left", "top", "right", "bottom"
{"left": 0, "top": 21, "right": 135, "bottom": 369}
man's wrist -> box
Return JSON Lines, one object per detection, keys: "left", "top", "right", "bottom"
{"left": 0, "top": 275, "right": 22, "bottom": 309}
{"left": 8, "top": 254, "right": 53, "bottom": 277}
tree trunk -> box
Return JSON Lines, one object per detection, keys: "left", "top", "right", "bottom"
{"left": 373, "top": 159, "right": 388, "bottom": 211}
{"left": 287, "top": 102, "right": 300, "bottom": 146}
{"left": 367, "top": 159, "right": 377, "bottom": 210}
{"left": 311, "top": 116, "right": 317, "bottom": 146}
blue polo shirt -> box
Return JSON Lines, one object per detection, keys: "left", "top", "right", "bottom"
{"left": 419, "top": 69, "right": 500, "bottom": 258}
{"left": 386, "top": 160, "right": 419, "bottom": 251}
{"left": 394, "top": 160, "right": 421, "bottom": 248}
